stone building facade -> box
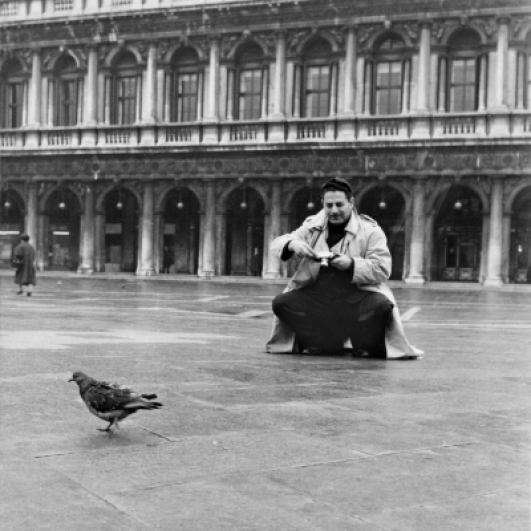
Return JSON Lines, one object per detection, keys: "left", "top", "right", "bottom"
{"left": 0, "top": 0, "right": 530, "bottom": 285}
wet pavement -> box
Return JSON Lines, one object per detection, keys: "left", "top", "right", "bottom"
{"left": 0, "top": 276, "right": 530, "bottom": 530}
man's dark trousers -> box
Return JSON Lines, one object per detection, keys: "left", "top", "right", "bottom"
{"left": 272, "top": 289, "right": 393, "bottom": 357}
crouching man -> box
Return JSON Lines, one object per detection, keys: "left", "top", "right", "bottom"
{"left": 266, "top": 177, "right": 423, "bottom": 360}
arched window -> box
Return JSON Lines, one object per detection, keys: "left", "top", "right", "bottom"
{"left": 373, "top": 35, "right": 408, "bottom": 115}
{"left": 440, "top": 29, "right": 483, "bottom": 112}
{"left": 235, "top": 44, "right": 265, "bottom": 121}
{"left": 169, "top": 47, "right": 202, "bottom": 122}
{"left": 302, "top": 38, "right": 333, "bottom": 118}
{"left": 52, "top": 54, "right": 82, "bottom": 126}
{"left": 110, "top": 51, "right": 140, "bottom": 125}
{"left": 0, "top": 59, "right": 27, "bottom": 129}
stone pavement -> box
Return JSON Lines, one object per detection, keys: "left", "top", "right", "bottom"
{"left": 0, "top": 276, "right": 529, "bottom": 530}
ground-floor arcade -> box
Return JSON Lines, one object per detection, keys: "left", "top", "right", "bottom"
{"left": 1, "top": 148, "right": 530, "bottom": 285}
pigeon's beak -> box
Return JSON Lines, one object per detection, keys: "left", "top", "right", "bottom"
{"left": 68, "top": 378, "right": 74, "bottom": 382}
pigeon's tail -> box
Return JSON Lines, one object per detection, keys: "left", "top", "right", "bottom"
{"left": 141, "top": 393, "right": 158, "bottom": 400}
{"left": 124, "top": 399, "right": 163, "bottom": 411}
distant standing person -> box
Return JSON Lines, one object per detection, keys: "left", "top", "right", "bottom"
{"left": 162, "top": 245, "right": 174, "bottom": 274}
{"left": 14, "top": 234, "right": 36, "bottom": 296}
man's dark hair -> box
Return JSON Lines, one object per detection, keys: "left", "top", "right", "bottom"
{"left": 320, "top": 177, "right": 353, "bottom": 200}
{"left": 20, "top": 234, "right": 30, "bottom": 242}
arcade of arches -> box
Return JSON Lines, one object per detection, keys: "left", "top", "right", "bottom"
{"left": 1, "top": 177, "right": 530, "bottom": 285}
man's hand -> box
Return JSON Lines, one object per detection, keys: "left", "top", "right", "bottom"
{"left": 288, "top": 240, "right": 319, "bottom": 259}
{"left": 329, "top": 254, "right": 354, "bottom": 271}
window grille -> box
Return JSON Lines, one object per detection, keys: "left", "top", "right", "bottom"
{"left": 54, "top": 0, "right": 73, "bottom": 11}
{"left": 0, "top": 0, "right": 18, "bottom": 16}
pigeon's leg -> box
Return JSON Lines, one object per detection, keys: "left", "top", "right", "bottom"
{"left": 97, "top": 421, "right": 114, "bottom": 432}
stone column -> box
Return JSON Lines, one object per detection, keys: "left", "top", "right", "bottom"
{"left": 516, "top": 53, "right": 525, "bottom": 110}
{"left": 226, "top": 68, "right": 235, "bottom": 120}
{"left": 199, "top": 181, "right": 216, "bottom": 277}
{"left": 140, "top": 42, "right": 158, "bottom": 145}
{"left": 78, "top": 185, "right": 95, "bottom": 274}
{"left": 477, "top": 55, "right": 488, "bottom": 111}
{"left": 363, "top": 59, "right": 372, "bottom": 115}
{"left": 437, "top": 57, "right": 447, "bottom": 112}
{"left": 272, "top": 32, "right": 287, "bottom": 118}
{"left": 206, "top": 37, "right": 220, "bottom": 120}
{"left": 26, "top": 51, "right": 42, "bottom": 147}
{"left": 203, "top": 37, "right": 220, "bottom": 143}
{"left": 405, "top": 179, "right": 426, "bottom": 283}
{"left": 36, "top": 214, "right": 46, "bottom": 271}
{"left": 292, "top": 65, "right": 301, "bottom": 118}
{"left": 416, "top": 23, "right": 431, "bottom": 113}
{"left": 94, "top": 213, "right": 105, "bottom": 272}
{"left": 81, "top": 46, "right": 98, "bottom": 145}
{"left": 494, "top": 18, "right": 509, "bottom": 110}
{"left": 264, "top": 180, "right": 282, "bottom": 279}
{"left": 343, "top": 27, "right": 357, "bottom": 116}
{"left": 484, "top": 178, "right": 504, "bottom": 286}
{"left": 139, "top": 182, "right": 155, "bottom": 276}
{"left": 261, "top": 66, "right": 269, "bottom": 119}
{"left": 490, "top": 18, "right": 510, "bottom": 136}
{"left": 329, "top": 62, "right": 338, "bottom": 117}
{"left": 26, "top": 183, "right": 38, "bottom": 247}
{"left": 104, "top": 76, "right": 112, "bottom": 125}
{"left": 338, "top": 26, "right": 357, "bottom": 140}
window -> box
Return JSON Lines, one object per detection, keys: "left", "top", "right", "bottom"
{"left": 441, "top": 29, "right": 482, "bottom": 113}
{"left": 111, "top": 52, "right": 139, "bottom": 125}
{"left": 170, "top": 47, "right": 201, "bottom": 123}
{"left": 301, "top": 38, "right": 333, "bottom": 118}
{"left": 238, "top": 68, "right": 262, "bottom": 120}
{"left": 175, "top": 73, "right": 198, "bottom": 122}
{"left": 0, "top": 0, "right": 18, "bottom": 16}
{"left": 527, "top": 54, "right": 531, "bottom": 108}
{"left": 0, "top": 60, "right": 26, "bottom": 129}
{"left": 449, "top": 58, "right": 476, "bottom": 112}
{"left": 375, "top": 61, "right": 402, "bottom": 115}
{"left": 54, "top": 55, "right": 81, "bottom": 126}
{"left": 116, "top": 76, "right": 136, "bottom": 125}
{"left": 305, "top": 65, "right": 330, "bottom": 118}
{"left": 372, "top": 34, "right": 408, "bottom": 116}
{"left": 233, "top": 43, "right": 265, "bottom": 121}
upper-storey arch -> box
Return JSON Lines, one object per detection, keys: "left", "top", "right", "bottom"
{"left": 439, "top": 23, "right": 489, "bottom": 47}
{"left": 437, "top": 27, "right": 486, "bottom": 113}
{"left": 292, "top": 29, "right": 341, "bottom": 57}
{"left": 103, "top": 45, "right": 144, "bottom": 70}
{"left": 161, "top": 41, "right": 207, "bottom": 65}
{"left": 45, "top": 48, "right": 85, "bottom": 72}
{"left": 366, "top": 29, "right": 414, "bottom": 51}
{"left": 226, "top": 35, "right": 270, "bottom": 61}
{"left": 0, "top": 58, "right": 29, "bottom": 129}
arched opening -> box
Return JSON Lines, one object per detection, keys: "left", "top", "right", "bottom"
{"left": 225, "top": 187, "right": 264, "bottom": 276}
{"left": 111, "top": 51, "right": 140, "bottom": 125}
{"left": 372, "top": 33, "right": 408, "bottom": 115}
{"left": 443, "top": 28, "right": 482, "bottom": 112}
{"left": 302, "top": 37, "right": 333, "bottom": 118}
{"left": 103, "top": 189, "right": 138, "bottom": 272}
{"left": 287, "top": 186, "right": 320, "bottom": 276}
{"left": 433, "top": 185, "right": 483, "bottom": 281}
{"left": 52, "top": 54, "right": 82, "bottom": 126}
{"left": 44, "top": 188, "right": 81, "bottom": 271}
{"left": 510, "top": 187, "right": 531, "bottom": 283}
{"left": 161, "top": 188, "right": 200, "bottom": 274}
{"left": 0, "top": 188, "right": 25, "bottom": 268}
{"left": 358, "top": 186, "right": 406, "bottom": 280}
{"left": 0, "top": 59, "right": 27, "bottom": 129}
{"left": 169, "top": 47, "right": 202, "bottom": 122}
{"left": 234, "top": 42, "right": 266, "bottom": 121}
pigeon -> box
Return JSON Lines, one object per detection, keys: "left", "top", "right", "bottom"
{"left": 69, "top": 371, "right": 163, "bottom": 432}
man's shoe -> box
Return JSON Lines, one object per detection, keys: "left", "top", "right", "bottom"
{"left": 16, "top": 291, "right": 23, "bottom": 295}
{"left": 302, "top": 347, "right": 322, "bottom": 355}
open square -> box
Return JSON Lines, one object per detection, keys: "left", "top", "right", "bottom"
{"left": 0, "top": 276, "right": 530, "bottom": 530}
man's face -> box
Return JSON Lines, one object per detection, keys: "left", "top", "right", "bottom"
{"left": 322, "top": 191, "right": 354, "bottom": 225}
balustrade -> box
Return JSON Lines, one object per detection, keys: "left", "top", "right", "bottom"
{"left": 0, "top": 112, "right": 525, "bottom": 151}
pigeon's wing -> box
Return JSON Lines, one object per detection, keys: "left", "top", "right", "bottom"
{"left": 84, "top": 383, "right": 136, "bottom": 413}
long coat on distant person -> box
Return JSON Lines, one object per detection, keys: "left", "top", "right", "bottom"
{"left": 14, "top": 241, "right": 37, "bottom": 286}
{"left": 265, "top": 209, "right": 423, "bottom": 359}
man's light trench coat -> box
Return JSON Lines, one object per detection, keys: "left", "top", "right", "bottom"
{"left": 265, "top": 209, "right": 423, "bottom": 359}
